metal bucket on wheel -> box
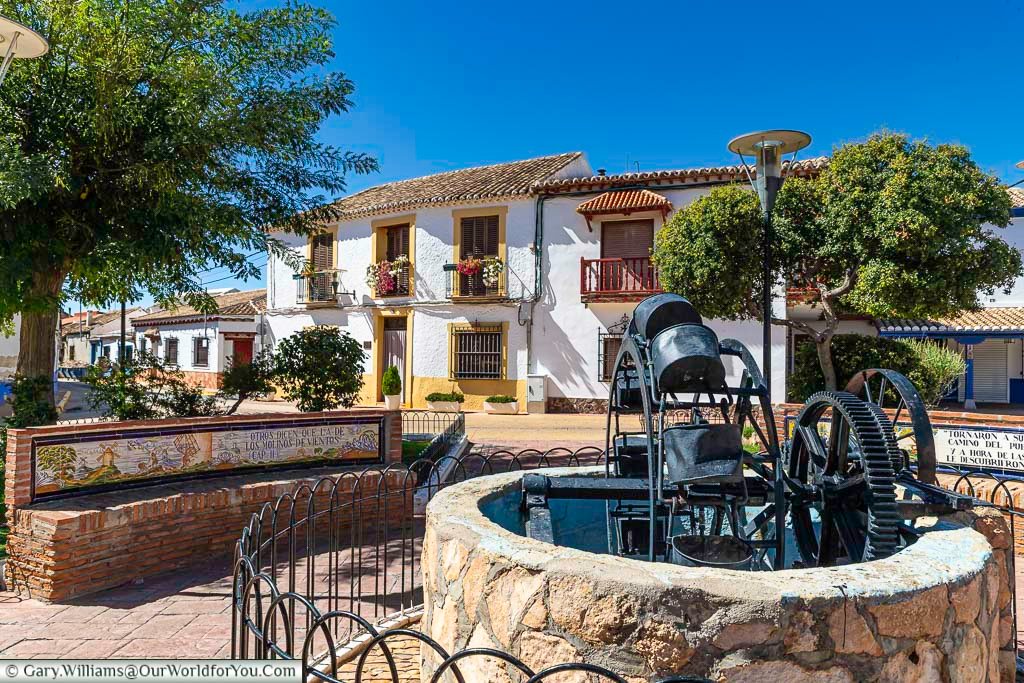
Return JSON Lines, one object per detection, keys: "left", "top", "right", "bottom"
{"left": 650, "top": 323, "right": 726, "bottom": 393}
{"left": 631, "top": 293, "right": 702, "bottom": 341}
{"left": 669, "top": 534, "right": 754, "bottom": 570}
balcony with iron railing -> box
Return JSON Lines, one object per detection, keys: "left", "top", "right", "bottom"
{"left": 294, "top": 270, "right": 340, "bottom": 305}
{"left": 444, "top": 263, "right": 506, "bottom": 301}
{"left": 580, "top": 256, "right": 662, "bottom": 303}
{"left": 371, "top": 260, "right": 411, "bottom": 298}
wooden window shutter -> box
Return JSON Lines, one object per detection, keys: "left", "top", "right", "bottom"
{"left": 386, "top": 225, "right": 409, "bottom": 260}
{"left": 312, "top": 233, "right": 333, "bottom": 271}
{"left": 460, "top": 216, "right": 499, "bottom": 258}
{"left": 601, "top": 220, "right": 654, "bottom": 259}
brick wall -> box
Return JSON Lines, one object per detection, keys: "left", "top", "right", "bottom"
{"left": 2, "top": 409, "right": 404, "bottom": 603}
{"left": 6, "top": 467, "right": 412, "bottom": 602}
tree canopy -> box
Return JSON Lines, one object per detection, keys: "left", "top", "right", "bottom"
{"left": 652, "top": 133, "right": 1022, "bottom": 389}
{"left": 0, "top": 0, "right": 376, "bottom": 390}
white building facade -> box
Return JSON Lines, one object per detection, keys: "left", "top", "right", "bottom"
{"left": 264, "top": 154, "right": 814, "bottom": 411}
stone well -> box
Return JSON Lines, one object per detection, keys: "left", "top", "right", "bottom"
{"left": 422, "top": 467, "right": 1015, "bottom": 682}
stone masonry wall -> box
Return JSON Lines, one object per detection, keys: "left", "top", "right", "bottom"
{"left": 422, "top": 470, "right": 1016, "bottom": 683}
{"left": 3, "top": 410, "right": 405, "bottom": 603}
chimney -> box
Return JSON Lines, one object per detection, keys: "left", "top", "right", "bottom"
{"left": 86, "top": 310, "right": 92, "bottom": 326}
{"left": 597, "top": 168, "right": 607, "bottom": 177}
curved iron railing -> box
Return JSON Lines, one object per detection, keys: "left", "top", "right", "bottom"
{"left": 231, "top": 440, "right": 1024, "bottom": 680}
{"left": 231, "top": 445, "right": 618, "bottom": 681}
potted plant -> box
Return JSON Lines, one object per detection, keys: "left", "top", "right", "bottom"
{"left": 482, "top": 257, "right": 503, "bottom": 287}
{"left": 456, "top": 257, "right": 482, "bottom": 277}
{"left": 425, "top": 391, "right": 464, "bottom": 412}
{"left": 483, "top": 394, "right": 518, "bottom": 414}
{"left": 381, "top": 365, "right": 402, "bottom": 410}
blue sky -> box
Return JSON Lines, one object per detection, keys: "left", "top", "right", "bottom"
{"left": 128, "top": 0, "right": 1024, "bottom": 304}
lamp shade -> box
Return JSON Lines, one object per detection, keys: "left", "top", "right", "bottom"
{"left": 0, "top": 15, "right": 48, "bottom": 59}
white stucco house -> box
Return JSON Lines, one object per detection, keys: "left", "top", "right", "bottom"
{"left": 264, "top": 153, "right": 830, "bottom": 411}
{"left": 0, "top": 313, "right": 19, "bottom": 381}
{"left": 131, "top": 289, "right": 268, "bottom": 391}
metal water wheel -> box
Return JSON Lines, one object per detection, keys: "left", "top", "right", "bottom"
{"left": 786, "top": 391, "right": 901, "bottom": 566}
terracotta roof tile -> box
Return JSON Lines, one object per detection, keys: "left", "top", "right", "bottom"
{"left": 1009, "top": 187, "right": 1024, "bottom": 209}
{"left": 60, "top": 310, "right": 129, "bottom": 335}
{"left": 576, "top": 189, "right": 672, "bottom": 216}
{"left": 133, "top": 289, "right": 266, "bottom": 326}
{"left": 322, "top": 152, "right": 583, "bottom": 221}
{"left": 534, "top": 157, "right": 829, "bottom": 193}
{"left": 878, "top": 307, "right": 1024, "bottom": 333}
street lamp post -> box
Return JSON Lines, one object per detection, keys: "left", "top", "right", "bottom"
{"left": 727, "top": 130, "right": 812, "bottom": 401}
{"left": 0, "top": 15, "right": 48, "bottom": 86}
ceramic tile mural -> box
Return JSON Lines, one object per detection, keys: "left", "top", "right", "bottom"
{"left": 33, "top": 420, "right": 382, "bottom": 496}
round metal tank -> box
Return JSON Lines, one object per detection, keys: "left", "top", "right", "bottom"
{"left": 630, "top": 293, "right": 702, "bottom": 341}
{"left": 649, "top": 323, "right": 725, "bottom": 393}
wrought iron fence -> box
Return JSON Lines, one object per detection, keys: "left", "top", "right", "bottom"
{"left": 231, "top": 443, "right": 1024, "bottom": 681}
{"left": 231, "top": 446, "right": 609, "bottom": 681}
{"left": 401, "top": 410, "right": 465, "bottom": 465}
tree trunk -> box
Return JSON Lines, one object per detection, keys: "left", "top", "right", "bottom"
{"left": 816, "top": 337, "right": 839, "bottom": 391}
{"left": 16, "top": 270, "right": 64, "bottom": 408}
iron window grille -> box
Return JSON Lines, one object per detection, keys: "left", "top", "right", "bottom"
{"left": 451, "top": 325, "right": 503, "bottom": 379}
{"left": 165, "top": 338, "right": 179, "bottom": 365}
{"left": 597, "top": 315, "right": 631, "bottom": 382}
{"left": 193, "top": 337, "right": 210, "bottom": 367}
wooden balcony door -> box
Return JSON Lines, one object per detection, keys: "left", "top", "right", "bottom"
{"left": 384, "top": 224, "right": 410, "bottom": 295}
{"left": 460, "top": 214, "right": 499, "bottom": 296}
{"left": 600, "top": 219, "right": 654, "bottom": 291}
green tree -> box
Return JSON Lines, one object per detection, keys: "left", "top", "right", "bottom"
{"left": 0, "top": 0, "right": 376, "bottom": 406}
{"left": 84, "top": 352, "right": 220, "bottom": 419}
{"left": 220, "top": 350, "right": 276, "bottom": 414}
{"left": 273, "top": 327, "right": 365, "bottom": 412}
{"left": 652, "top": 133, "right": 1021, "bottom": 390}
{"left": 36, "top": 445, "right": 78, "bottom": 483}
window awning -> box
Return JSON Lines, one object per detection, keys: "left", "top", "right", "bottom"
{"left": 576, "top": 189, "right": 672, "bottom": 231}
{"left": 878, "top": 307, "right": 1024, "bottom": 338}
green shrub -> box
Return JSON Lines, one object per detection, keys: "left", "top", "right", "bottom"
{"left": 789, "top": 334, "right": 964, "bottom": 407}
{"left": 902, "top": 339, "right": 966, "bottom": 406}
{"left": 425, "top": 391, "right": 464, "bottom": 403}
{"left": 220, "top": 350, "right": 276, "bottom": 414}
{"left": 274, "top": 327, "right": 365, "bottom": 412}
{"left": 485, "top": 394, "right": 517, "bottom": 403}
{"left": 789, "top": 335, "right": 917, "bottom": 403}
{"left": 381, "top": 366, "right": 402, "bottom": 396}
{"left": 84, "top": 352, "right": 220, "bottom": 419}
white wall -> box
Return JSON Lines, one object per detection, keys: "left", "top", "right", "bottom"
{"left": 143, "top": 319, "right": 257, "bottom": 373}
{"left": 0, "top": 314, "right": 19, "bottom": 379}
{"left": 984, "top": 216, "right": 1024, "bottom": 306}
{"left": 268, "top": 198, "right": 539, "bottom": 312}
{"left": 536, "top": 188, "right": 788, "bottom": 403}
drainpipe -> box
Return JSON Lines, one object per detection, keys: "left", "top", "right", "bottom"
{"left": 526, "top": 179, "right": 740, "bottom": 378}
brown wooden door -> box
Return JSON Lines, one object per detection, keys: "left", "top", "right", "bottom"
{"left": 460, "top": 215, "right": 499, "bottom": 295}
{"left": 382, "top": 318, "right": 407, "bottom": 402}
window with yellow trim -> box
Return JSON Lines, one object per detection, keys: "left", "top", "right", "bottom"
{"left": 450, "top": 324, "right": 504, "bottom": 379}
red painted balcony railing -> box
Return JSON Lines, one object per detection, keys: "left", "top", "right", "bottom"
{"left": 580, "top": 257, "right": 662, "bottom": 301}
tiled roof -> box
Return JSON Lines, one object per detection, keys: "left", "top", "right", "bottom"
{"left": 576, "top": 189, "right": 672, "bottom": 217}
{"left": 323, "top": 153, "right": 583, "bottom": 220}
{"left": 133, "top": 289, "right": 266, "bottom": 326}
{"left": 878, "top": 307, "right": 1024, "bottom": 334}
{"left": 60, "top": 310, "right": 126, "bottom": 336}
{"left": 1009, "top": 187, "right": 1024, "bottom": 209}
{"left": 534, "top": 157, "right": 829, "bottom": 193}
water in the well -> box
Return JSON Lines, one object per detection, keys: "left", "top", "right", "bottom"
{"left": 481, "top": 485, "right": 815, "bottom": 569}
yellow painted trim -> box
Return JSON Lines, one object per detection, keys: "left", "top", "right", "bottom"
{"left": 370, "top": 214, "right": 416, "bottom": 298}
{"left": 373, "top": 308, "right": 413, "bottom": 406}
{"left": 409, "top": 376, "right": 526, "bottom": 412}
{"left": 447, "top": 321, "right": 509, "bottom": 381}
{"left": 305, "top": 224, "right": 339, "bottom": 270}
{"left": 451, "top": 207, "right": 508, "bottom": 295}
